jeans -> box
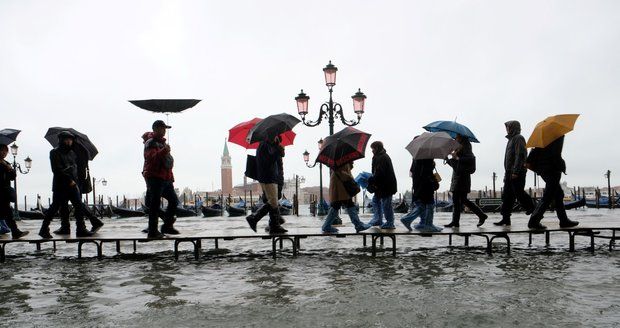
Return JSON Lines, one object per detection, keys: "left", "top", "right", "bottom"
{"left": 369, "top": 195, "right": 394, "bottom": 227}
{"left": 146, "top": 178, "right": 179, "bottom": 232}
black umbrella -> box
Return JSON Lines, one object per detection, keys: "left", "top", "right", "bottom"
{"left": 0, "top": 128, "right": 20, "bottom": 145}
{"left": 44, "top": 127, "right": 98, "bottom": 160}
{"left": 129, "top": 99, "right": 201, "bottom": 113}
{"left": 316, "top": 127, "right": 372, "bottom": 168}
{"left": 247, "top": 113, "right": 301, "bottom": 144}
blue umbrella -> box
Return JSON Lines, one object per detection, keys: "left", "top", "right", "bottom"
{"left": 355, "top": 171, "right": 372, "bottom": 189}
{"left": 423, "top": 120, "right": 480, "bottom": 143}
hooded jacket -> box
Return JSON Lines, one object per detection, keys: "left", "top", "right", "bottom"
{"left": 142, "top": 132, "right": 174, "bottom": 181}
{"left": 446, "top": 139, "right": 475, "bottom": 193}
{"left": 504, "top": 121, "right": 527, "bottom": 175}
{"left": 369, "top": 149, "right": 397, "bottom": 197}
{"left": 50, "top": 144, "right": 79, "bottom": 192}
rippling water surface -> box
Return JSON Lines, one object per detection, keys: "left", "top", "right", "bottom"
{"left": 1, "top": 209, "right": 619, "bottom": 327}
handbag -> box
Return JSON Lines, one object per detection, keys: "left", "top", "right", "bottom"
{"left": 338, "top": 172, "right": 361, "bottom": 197}
{"left": 431, "top": 168, "right": 441, "bottom": 191}
{"left": 245, "top": 155, "right": 258, "bottom": 180}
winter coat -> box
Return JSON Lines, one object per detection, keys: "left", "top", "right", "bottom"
{"left": 369, "top": 149, "right": 397, "bottom": 197}
{"left": 50, "top": 145, "right": 80, "bottom": 192}
{"left": 276, "top": 145, "right": 285, "bottom": 186}
{"left": 446, "top": 139, "right": 474, "bottom": 193}
{"left": 503, "top": 121, "right": 527, "bottom": 175}
{"left": 526, "top": 136, "right": 566, "bottom": 175}
{"left": 329, "top": 163, "right": 355, "bottom": 203}
{"left": 256, "top": 141, "right": 281, "bottom": 184}
{"left": 411, "top": 159, "right": 436, "bottom": 204}
{"left": 143, "top": 134, "right": 174, "bottom": 181}
{"left": 0, "top": 159, "right": 16, "bottom": 200}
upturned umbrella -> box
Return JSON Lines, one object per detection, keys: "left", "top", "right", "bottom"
{"left": 229, "top": 118, "right": 296, "bottom": 149}
{"left": 44, "top": 127, "right": 98, "bottom": 160}
{"left": 526, "top": 114, "right": 580, "bottom": 148}
{"left": 0, "top": 128, "right": 20, "bottom": 145}
{"left": 406, "top": 132, "right": 461, "bottom": 160}
{"left": 355, "top": 171, "right": 372, "bottom": 189}
{"left": 129, "top": 99, "right": 201, "bottom": 113}
{"left": 316, "top": 127, "right": 372, "bottom": 168}
{"left": 424, "top": 120, "right": 479, "bottom": 143}
{"left": 246, "top": 113, "right": 301, "bottom": 144}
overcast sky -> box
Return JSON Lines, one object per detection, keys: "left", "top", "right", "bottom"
{"left": 1, "top": 0, "right": 619, "bottom": 203}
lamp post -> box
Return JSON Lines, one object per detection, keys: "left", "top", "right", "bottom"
{"left": 605, "top": 170, "right": 612, "bottom": 209}
{"left": 303, "top": 139, "right": 327, "bottom": 215}
{"left": 296, "top": 61, "right": 367, "bottom": 220}
{"left": 295, "top": 174, "right": 305, "bottom": 216}
{"left": 9, "top": 144, "right": 32, "bottom": 212}
{"left": 92, "top": 177, "right": 107, "bottom": 206}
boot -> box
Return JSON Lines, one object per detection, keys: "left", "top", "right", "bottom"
{"left": 89, "top": 216, "right": 104, "bottom": 233}
{"left": 346, "top": 206, "right": 370, "bottom": 232}
{"left": 76, "top": 217, "right": 94, "bottom": 237}
{"left": 559, "top": 219, "right": 579, "bottom": 228}
{"left": 5, "top": 219, "right": 29, "bottom": 239}
{"left": 161, "top": 216, "right": 180, "bottom": 235}
{"left": 246, "top": 204, "right": 270, "bottom": 232}
{"left": 476, "top": 213, "right": 488, "bottom": 227}
{"left": 53, "top": 216, "right": 71, "bottom": 235}
{"left": 268, "top": 207, "right": 287, "bottom": 234}
{"left": 321, "top": 208, "right": 339, "bottom": 233}
{"left": 493, "top": 216, "right": 511, "bottom": 226}
{"left": 444, "top": 220, "right": 459, "bottom": 228}
{"left": 39, "top": 219, "right": 53, "bottom": 239}
{"left": 528, "top": 203, "right": 547, "bottom": 230}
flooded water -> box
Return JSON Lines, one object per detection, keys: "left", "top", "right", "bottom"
{"left": 1, "top": 208, "right": 619, "bottom": 327}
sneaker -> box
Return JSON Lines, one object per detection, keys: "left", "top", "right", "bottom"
{"left": 380, "top": 223, "right": 396, "bottom": 229}
{"left": 322, "top": 226, "right": 339, "bottom": 234}
{"left": 355, "top": 223, "right": 372, "bottom": 233}
{"left": 246, "top": 215, "right": 258, "bottom": 232}
{"left": 400, "top": 218, "right": 413, "bottom": 231}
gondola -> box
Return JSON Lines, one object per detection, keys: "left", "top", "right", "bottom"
{"left": 563, "top": 197, "right": 586, "bottom": 210}
{"left": 17, "top": 210, "right": 45, "bottom": 220}
{"left": 226, "top": 204, "right": 246, "bottom": 217}
{"left": 201, "top": 204, "right": 223, "bottom": 217}
{"left": 175, "top": 206, "right": 197, "bottom": 218}
{"left": 111, "top": 205, "right": 146, "bottom": 218}
{"left": 393, "top": 200, "right": 409, "bottom": 214}
{"left": 279, "top": 198, "right": 293, "bottom": 216}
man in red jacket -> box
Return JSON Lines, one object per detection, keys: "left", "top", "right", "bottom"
{"left": 143, "top": 120, "right": 180, "bottom": 238}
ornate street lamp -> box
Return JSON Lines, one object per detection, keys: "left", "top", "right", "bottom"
{"left": 9, "top": 144, "right": 32, "bottom": 212}
{"left": 92, "top": 177, "right": 108, "bottom": 207}
{"left": 302, "top": 139, "right": 328, "bottom": 215}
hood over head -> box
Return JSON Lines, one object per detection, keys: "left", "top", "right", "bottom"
{"left": 505, "top": 120, "right": 521, "bottom": 137}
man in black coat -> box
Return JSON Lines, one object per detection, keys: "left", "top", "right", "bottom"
{"left": 38, "top": 131, "right": 95, "bottom": 238}
{"left": 246, "top": 135, "right": 286, "bottom": 233}
{"left": 495, "top": 121, "right": 535, "bottom": 226}
{"left": 526, "top": 136, "right": 578, "bottom": 229}
{"left": 444, "top": 135, "right": 487, "bottom": 227}
{"left": 367, "top": 141, "right": 397, "bottom": 229}
{"left": 0, "top": 144, "right": 29, "bottom": 239}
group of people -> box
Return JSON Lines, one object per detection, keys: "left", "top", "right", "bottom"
{"left": 0, "top": 119, "right": 578, "bottom": 240}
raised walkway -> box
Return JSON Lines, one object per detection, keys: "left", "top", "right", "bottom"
{"left": 0, "top": 217, "right": 617, "bottom": 262}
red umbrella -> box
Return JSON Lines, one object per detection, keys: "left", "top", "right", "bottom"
{"left": 228, "top": 118, "right": 296, "bottom": 149}
{"left": 316, "top": 127, "right": 372, "bottom": 168}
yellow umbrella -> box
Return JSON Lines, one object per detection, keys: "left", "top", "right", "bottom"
{"left": 526, "top": 114, "right": 580, "bottom": 148}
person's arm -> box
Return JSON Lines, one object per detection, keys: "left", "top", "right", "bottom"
{"left": 144, "top": 141, "right": 170, "bottom": 162}
{"left": 50, "top": 150, "right": 76, "bottom": 186}
{"left": 512, "top": 136, "right": 526, "bottom": 176}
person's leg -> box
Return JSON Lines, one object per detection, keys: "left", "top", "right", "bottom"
{"left": 497, "top": 175, "right": 515, "bottom": 225}
{"left": 277, "top": 184, "right": 285, "bottom": 225}
{"left": 462, "top": 197, "right": 487, "bottom": 226}
{"left": 160, "top": 181, "right": 180, "bottom": 234}
{"left": 550, "top": 177, "right": 579, "bottom": 227}
{"left": 529, "top": 173, "right": 555, "bottom": 229}
{"left": 322, "top": 202, "right": 340, "bottom": 233}
{"left": 446, "top": 192, "right": 462, "bottom": 227}
{"left": 264, "top": 183, "right": 286, "bottom": 233}
{"left": 380, "top": 196, "right": 395, "bottom": 229}
{"left": 39, "top": 191, "right": 65, "bottom": 238}
{"left": 401, "top": 200, "right": 424, "bottom": 231}
{"left": 1, "top": 200, "right": 28, "bottom": 238}
{"left": 414, "top": 203, "right": 428, "bottom": 230}
{"left": 67, "top": 187, "right": 93, "bottom": 237}
{"left": 367, "top": 195, "right": 383, "bottom": 226}
{"left": 54, "top": 202, "right": 72, "bottom": 234}
{"left": 418, "top": 202, "right": 442, "bottom": 232}
{"left": 513, "top": 173, "right": 535, "bottom": 215}
{"left": 0, "top": 219, "right": 9, "bottom": 234}
{"left": 344, "top": 199, "right": 370, "bottom": 232}
{"left": 146, "top": 178, "right": 164, "bottom": 238}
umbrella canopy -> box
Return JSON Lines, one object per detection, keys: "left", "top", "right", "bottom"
{"left": 229, "top": 118, "right": 296, "bottom": 149}
{"left": 355, "top": 171, "right": 372, "bottom": 189}
{"left": 0, "top": 128, "right": 20, "bottom": 145}
{"left": 44, "top": 127, "right": 99, "bottom": 160}
{"left": 247, "top": 113, "right": 301, "bottom": 144}
{"left": 129, "top": 99, "right": 201, "bottom": 113}
{"left": 423, "top": 120, "right": 479, "bottom": 143}
{"left": 406, "top": 132, "right": 461, "bottom": 160}
{"left": 316, "top": 127, "right": 372, "bottom": 168}
{"left": 526, "top": 114, "right": 580, "bottom": 148}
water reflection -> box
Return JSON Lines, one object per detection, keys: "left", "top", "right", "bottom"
{"left": 140, "top": 260, "right": 186, "bottom": 308}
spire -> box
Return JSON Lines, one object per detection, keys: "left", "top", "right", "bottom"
{"left": 223, "top": 138, "right": 230, "bottom": 157}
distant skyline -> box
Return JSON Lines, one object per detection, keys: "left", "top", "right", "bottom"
{"left": 1, "top": 0, "right": 619, "bottom": 203}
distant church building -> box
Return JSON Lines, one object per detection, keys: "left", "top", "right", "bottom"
{"left": 221, "top": 140, "right": 233, "bottom": 196}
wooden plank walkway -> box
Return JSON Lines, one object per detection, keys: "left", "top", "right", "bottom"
{"left": 0, "top": 217, "right": 618, "bottom": 262}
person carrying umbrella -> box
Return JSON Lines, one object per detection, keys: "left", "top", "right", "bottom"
{"left": 494, "top": 121, "right": 535, "bottom": 226}
{"left": 38, "top": 131, "right": 96, "bottom": 238}
{"left": 525, "top": 114, "right": 579, "bottom": 229}
{"left": 142, "top": 120, "right": 181, "bottom": 238}
{"left": 0, "top": 144, "right": 29, "bottom": 239}
{"left": 366, "top": 141, "right": 398, "bottom": 229}
{"left": 443, "top": 134, "right": 487, "bottom": 228}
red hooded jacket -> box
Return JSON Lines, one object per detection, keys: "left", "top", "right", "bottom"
{"left": 142, "top": 132, "right": 174, "bottom": 181}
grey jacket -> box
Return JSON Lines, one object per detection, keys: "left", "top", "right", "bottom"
{"left": 503, "top": 121, "right": 527, "bottom": 175}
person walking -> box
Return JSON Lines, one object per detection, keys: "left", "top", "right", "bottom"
{"left": 142, "top": 120, "right": 181, "bottom": 238}
{"left": 245, "top": 135, "right": 287, "bottom": 233}
{"left": 0, "top": 144, "right": 29, "bottom": 239}
{"left": 401, "top": 158, "right": 442, "bottom": 232}
{"left": 322, "top": 162, "right": 371, "bottom": 233}
{"left": 444, "top": 134, "right": 487, "bottom": 228}
{"left": 38, "top": 131, "right": 95, "bottom": 238}
{"left": 495, "top": 121, "right": 535, "bottom": 226}
{"left": 366, "top": 141, "right": 398, "bottom": 229}
{"left": 526, "top": 136, "right": 578, "bottom": 229}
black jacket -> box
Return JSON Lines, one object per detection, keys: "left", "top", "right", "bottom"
{"left": 0, "top": 159, "right": 16, "bottom": 201}
{"left": 50, "top": 146, "right": 79, "bottom": 192}
{"left": 504, "top": 121, "right": 527, "bottom": 175}
{"left": 411, "top": 159, "right": 436, "bottom": 204}
{"left": 526, "top": 136, "right": 566, "bottom": 175}
{"left": 256, "top": 141, "right": 281, "bottom": 184}
{"left": 369, "top": 149, "right": 397, "bottom": 197}
{"left": 446, "top": 139, "right": 474, "bottom": 193}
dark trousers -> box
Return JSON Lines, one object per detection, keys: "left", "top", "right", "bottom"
{"left": 146, "top": 178, "right": 179, "bottom": 231}
{"left": 452, "top": 191, "right": 485, "bottom": 222}
{"left": 500, "top": 172, "right": 534, "bottom": 218}
{"left": 530, "top": 171, "right": 568, "bottom": 222}
{"left": 331, "top": 199, "right": 354, "bottom": 210}
{"left": 45, "top": 187, "right": 88, "bottom": 222}
{"left": 0, "top": 199, "right": 18, "bottom": 232}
